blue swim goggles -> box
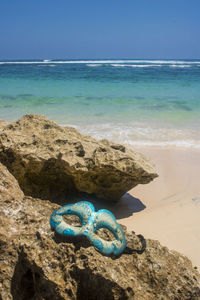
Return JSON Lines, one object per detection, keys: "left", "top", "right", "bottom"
{"left": 50, "top": 201, "right": 127, "bottom": 256}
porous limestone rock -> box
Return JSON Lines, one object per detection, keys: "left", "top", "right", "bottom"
{"left": 0, "top": 162, "right": 200, "bottom": 300}
{"left": 0, "top": 114, "right": 158, "bottom": 202}
{"left": 0, "top": 161, "right": 24, "bottom": 202}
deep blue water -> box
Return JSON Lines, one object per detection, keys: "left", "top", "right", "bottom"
{"left": 0, "top": 59, "right": 200, "bottom": 147}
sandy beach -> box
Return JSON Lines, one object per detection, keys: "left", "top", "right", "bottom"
{"left": 112, "top": 147, "right": 200, "bottom": 267}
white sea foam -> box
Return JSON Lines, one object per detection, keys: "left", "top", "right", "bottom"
{"left": 169, "top": 64, "right": 191, "bottom": 68}
{"left": 125, "top": 140, "right": 200, "bottom": 149}
{"left": 1, "top": 59, "right": 200, "bottom": 65}
{"left": 111, "top": 64, "right": 162, "bottom": 68}
{"left": 86, "top": 64, "right": 103, "bottom": 67}
{"left": 0, "top": 60, "right": 125, "bottom": 64}
{"left": 121, "top": 60, "right": 200, "bottom": 65}
{"left": 67, "top": 123, "right": 200, "bottom": 149}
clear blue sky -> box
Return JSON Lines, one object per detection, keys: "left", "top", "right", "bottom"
{"left": 0, "top": 0, "right": 199, "bottom": 59}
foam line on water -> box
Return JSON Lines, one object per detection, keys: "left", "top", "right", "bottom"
{"left": 169, "top": 64, "right": 191, "bottom": 68}
{"left": 1, "top": 59, "right": 200, "bottom": 65}
{"left": 125, "top": 140, "right": 200, "bottom": 149}
{"left": 61, "top": 123, "right": 200, "bottom": 149}
{"left": 86, "top": 64, "right": 103, "bottom": 67}
{"left": 111, "top": 64, "right": 163, "bottom": 68}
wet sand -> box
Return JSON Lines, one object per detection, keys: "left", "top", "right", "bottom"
{"left": 115, "top": 147, "right": 200, "bottom": 267}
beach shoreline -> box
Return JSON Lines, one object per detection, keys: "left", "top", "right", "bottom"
{"left": 115, "top": 146, "right": 200, "bottom": 267}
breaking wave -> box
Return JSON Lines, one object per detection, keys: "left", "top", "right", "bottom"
{"left": 0, "top": 59, "right": 200, "bottom": 65}
{"left": 67, "top": 123, "right": 200, "bottom": 149}
{"left": 111, "top": 64, "right": 162, "bottom": 68}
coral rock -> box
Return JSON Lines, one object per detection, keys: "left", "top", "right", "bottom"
{"left": 0, "top": 114, "right": 158, "bottom": 202}
{"left": 0, "top": 162, "right": 200, "bottom": 300}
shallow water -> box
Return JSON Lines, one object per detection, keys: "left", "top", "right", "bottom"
{"left": 0, "top": 59, "right": 200, "bottom": 147}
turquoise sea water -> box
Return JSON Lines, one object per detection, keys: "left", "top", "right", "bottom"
{"left": 0, "top": 59, "right": 200, "bottom": 147}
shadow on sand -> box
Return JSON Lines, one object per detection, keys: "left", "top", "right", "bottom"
{"left": 65, "top": 192, "right": 146, "bottom": 220}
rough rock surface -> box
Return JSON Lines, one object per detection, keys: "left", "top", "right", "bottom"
{"left": 0, "top": 114, "right": 157, "bottom": 202}
{"left": 0, "top": 162, "right": 200, "bottom": 300}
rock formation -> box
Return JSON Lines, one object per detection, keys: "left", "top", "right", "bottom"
{"left": 0, "top": 162, "right": 200, "bottom": 300}
{"left": 0, "top": 114, "right": 158, "bottom": 202}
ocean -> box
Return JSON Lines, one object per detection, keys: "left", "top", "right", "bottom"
{"left": 0, "top": 59, "right": 200, "bottom": 148}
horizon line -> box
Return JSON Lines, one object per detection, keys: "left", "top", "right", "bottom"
{"left": 0, "top": 57, "right": 200, "bottom": 61}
